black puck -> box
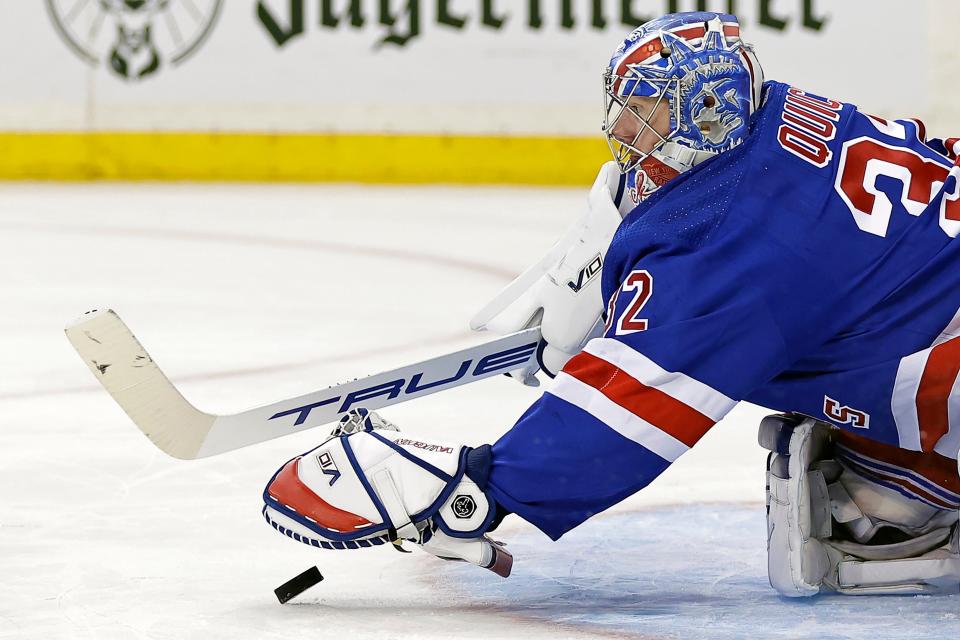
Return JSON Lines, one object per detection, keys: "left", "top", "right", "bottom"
{"left": 274, "top": 566, "right": 324, "bottom": 604}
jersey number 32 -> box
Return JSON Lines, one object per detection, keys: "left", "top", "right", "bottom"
{"left": 836, "top": 122, "right": 960, "bottom": 238}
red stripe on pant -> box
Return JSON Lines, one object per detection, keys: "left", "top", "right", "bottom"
{"left": 837, "top": 430, "right": 960, "bottom": 498}
{"left": 840, "top": 455, "right": 957, "bottom": 509}
{"left": 562, "top": 351, "right": 715, "bottom": 448}
{"left": 916, "top": 337, "right": 960, "bottom": 451}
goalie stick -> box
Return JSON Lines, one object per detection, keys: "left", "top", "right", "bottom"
{"left": 65, "top": 309, "right": 541, "bottom": 460}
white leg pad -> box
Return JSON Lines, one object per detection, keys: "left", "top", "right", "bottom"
{"left": 760, "top": 414, "right": 960, "bottom": 597}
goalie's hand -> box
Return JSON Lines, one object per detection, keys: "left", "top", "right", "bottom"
{"left": 262, "top": 409, "right": 512, "bottom": 577}
{"left": 470, "top": 162, "right": 627, "bottom": 384}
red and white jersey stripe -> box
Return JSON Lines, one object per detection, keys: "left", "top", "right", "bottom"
{"left": 892, "top": 333, "right": 960, "bottom": 458}
{"left": 547, "top": 338, "right": 736, "bottom": 462}
{"left": 944, "top": 137, "right": 960, "bottom": 162}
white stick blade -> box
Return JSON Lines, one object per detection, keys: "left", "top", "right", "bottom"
{"left": 65, "top": 309, "right": 214, "bottom": 460}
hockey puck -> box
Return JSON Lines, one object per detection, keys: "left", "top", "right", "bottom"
{"left": 274, "top": 566, "right": 324, "bottom": 604}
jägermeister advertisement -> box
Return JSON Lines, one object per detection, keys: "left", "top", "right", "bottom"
{"left": 0, "top": 1, "right": 937, "bottom": 134}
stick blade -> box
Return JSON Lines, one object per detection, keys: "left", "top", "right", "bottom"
{"left": 65, "top": 309, "right": 215, "bottom": 460}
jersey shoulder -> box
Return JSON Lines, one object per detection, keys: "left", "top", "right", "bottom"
{"left": 757, "top": 80, "right": 960, "bottom": 239}
{"left": 757, "top": 79, "right": 953, "bottom": 179}
{"left": 603, "top": 79, "right": 960, "bottom": 303}
{"left": 602, "top": 129, "right": 757, "bottom": 298}
{"left": 603, "top": 82, "right": 816, "bottom": 289}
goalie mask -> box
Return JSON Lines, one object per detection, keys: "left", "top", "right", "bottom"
{"left": 603, "top": 12, "right": 764, "bottom": 204}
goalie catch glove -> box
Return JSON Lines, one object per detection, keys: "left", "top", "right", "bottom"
{"left": 470, "top": 162, "right": 630, "bottom": 385}
{"left": 262, "top": 409, "right": 512, "bottom": 577}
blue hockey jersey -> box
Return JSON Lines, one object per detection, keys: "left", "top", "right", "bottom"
{"left": 487, "top": 80, "right": 960, "bottom": 539}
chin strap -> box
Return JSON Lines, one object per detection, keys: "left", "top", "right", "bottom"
{"left": 653, "top": 142, "right": 718, "bottom": 173}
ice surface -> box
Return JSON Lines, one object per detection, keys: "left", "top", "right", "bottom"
{"left": 444, "top": 505, "right": 960, "bottom": 640}
{"left": 0, "top": 183, "right": 956, "bottom": 639}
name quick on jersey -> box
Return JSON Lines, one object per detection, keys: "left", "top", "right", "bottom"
{"left": 776, "top": 87, "right": 844, "bottom": 168}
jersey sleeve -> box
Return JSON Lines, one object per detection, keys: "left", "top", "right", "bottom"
{"left": 486, "top": 221, "right": 842, "bottom": 540}
{"left": 925, "top": 136, "right": 960, "bottom": 163}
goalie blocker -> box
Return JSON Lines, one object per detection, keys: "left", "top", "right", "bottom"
{"left": 760, "top": 413, "right": 960, "bottom": 596}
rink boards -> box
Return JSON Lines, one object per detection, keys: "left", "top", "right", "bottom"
{"left": 0, "top": 1, "right": 955, "bottom": 183}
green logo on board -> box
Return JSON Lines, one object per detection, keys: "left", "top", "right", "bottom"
{"left": 46, "top": 0, "right": 224, "bottom": 80}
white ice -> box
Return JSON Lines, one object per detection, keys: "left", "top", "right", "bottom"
{"left": 0, "top": 183, "right": 956, "bottom": 639}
